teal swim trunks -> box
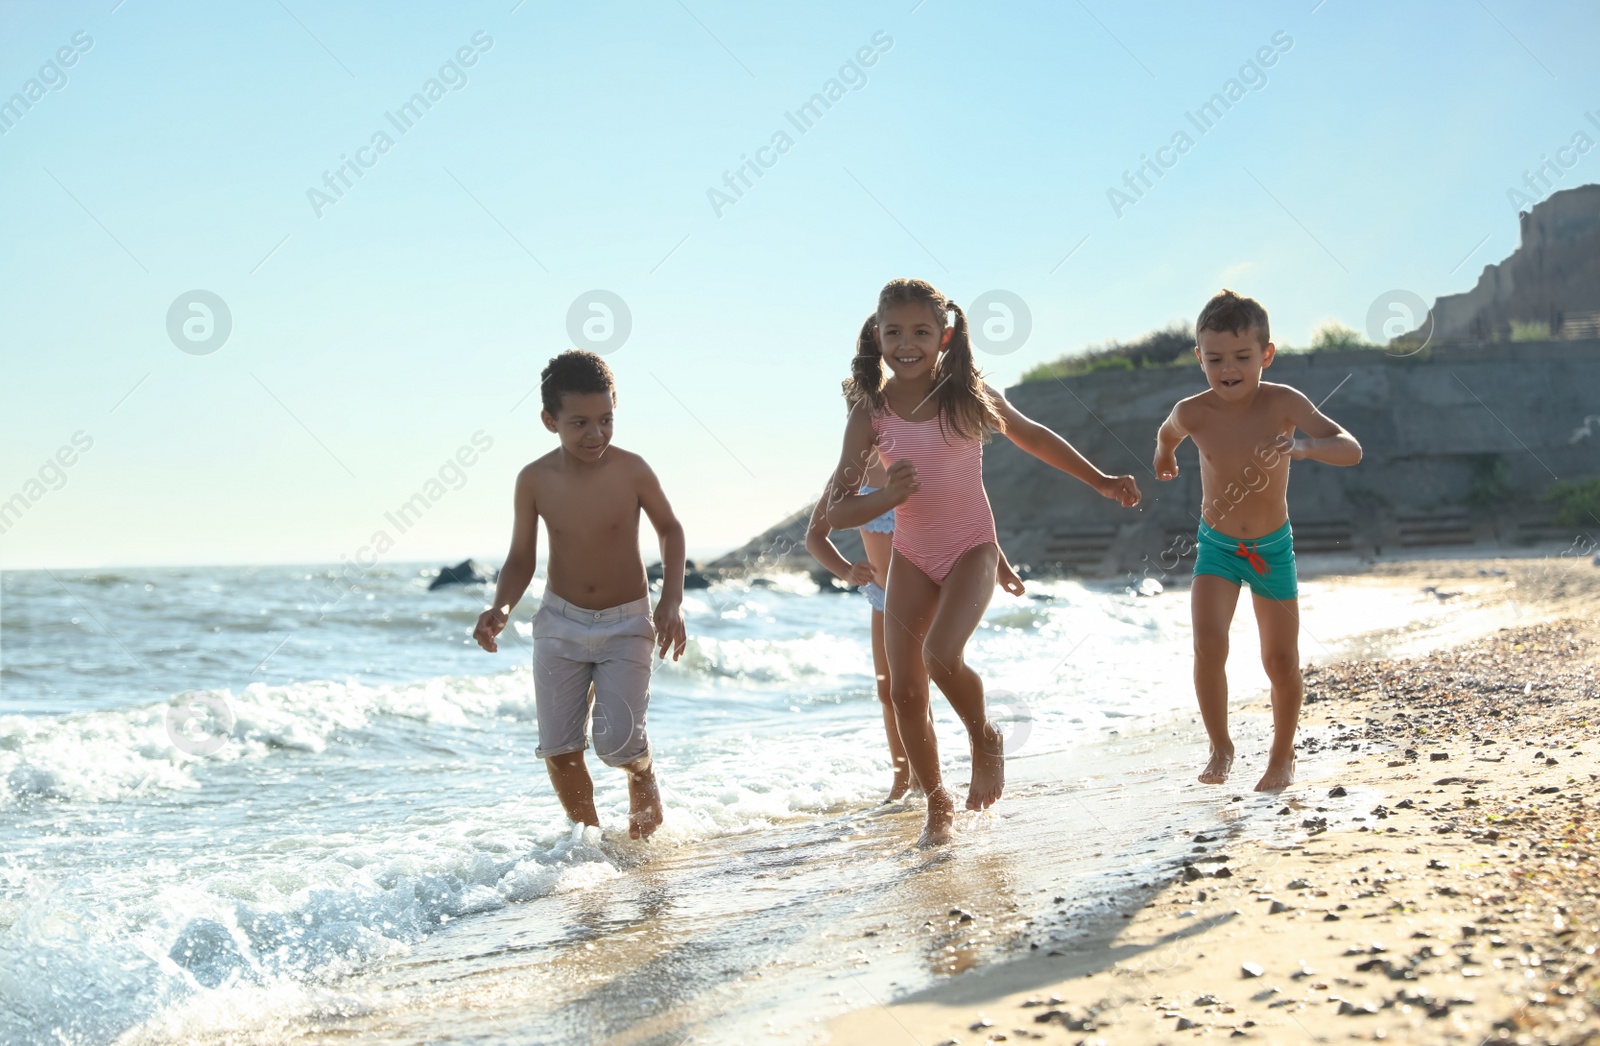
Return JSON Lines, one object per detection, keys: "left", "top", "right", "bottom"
{"left": 1194, "top": 519, "right": 1298, "bottom": 601}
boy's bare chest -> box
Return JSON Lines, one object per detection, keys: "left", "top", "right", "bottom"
{"left": 537, "top": 474, "right": 638, "bottom": 535}
{"left": 1194, "top": 411, "right": 1288, "bottom": 468}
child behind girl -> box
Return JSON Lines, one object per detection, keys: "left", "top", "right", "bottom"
{"left": 826, "top": 278, "right": 1142, "bottom": 845}
{"left": 805, "top": 451, "right": 1025, "bottom": 802}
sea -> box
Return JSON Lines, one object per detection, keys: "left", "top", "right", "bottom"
{"left": 0, "top": 561, "right": 1460, "bottom": 1044}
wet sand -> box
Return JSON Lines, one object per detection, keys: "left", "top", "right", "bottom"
{"left": 831, "top": 556, "right": 1600, "bottom": 1045}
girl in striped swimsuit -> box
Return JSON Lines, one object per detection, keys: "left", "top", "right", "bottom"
{"left": 805, "top": 452, "right": 1027, "bottom": 803}
{"left": 827, "top": 278, "right": 1142, "bottom": 845}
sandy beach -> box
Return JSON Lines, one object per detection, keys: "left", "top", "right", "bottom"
{"left": 831, "top": 553, "right": 1600, "bottom": 1046}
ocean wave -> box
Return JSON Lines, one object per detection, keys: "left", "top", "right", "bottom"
{"left": 0, "top": 820, "right": 619, "bottom": 1046}
{"left": 665, "top": 632, "right": 873, "bottom": 685}
{"left": 0, "top": 668, "right": 537, "bottom": 807}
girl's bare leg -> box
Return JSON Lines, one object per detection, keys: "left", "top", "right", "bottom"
{"left": 920, "top": 543, "right": 1003, "bottom": 811}
{"left": 883, "top": 552, "right": 949, "bottom": 844}
{"left": 871, "top": 609, "right": 913, "bottom": 800}
{"left": 1191, "top": 575, "right": 1242, "bottom": 783}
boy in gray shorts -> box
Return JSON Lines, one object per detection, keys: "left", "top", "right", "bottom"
{"left": 474, "top": 351, "right": 687, "bottom": 839}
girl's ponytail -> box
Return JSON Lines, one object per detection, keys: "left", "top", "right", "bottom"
{"left": 842, "top": 313, "right": 886, "bottom": 412}
{"left": 936, "top": 299, "right": 1004, "bottom": 442}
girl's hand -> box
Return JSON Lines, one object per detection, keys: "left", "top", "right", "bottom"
{"left": 654, "top": 599, "right": 687, "bottom": 661}
{"left": 847, "top": 561, "right": 876, "bottom": 586}
{"left": 996, "top": 559, "right": 1026, "bottom": 596}
{"left": 1261, "top": 431, "right": 1297, "bottom": 463}
{"left": 1154, "top": 450, "right": 1179, "bottom": 481}
{"left": 1098, "top": 473, "right": 1142, "bottom": 507}
{"left": 884, "top": 459, "right": 920, "bottom": 503}
{"left": 473, "top": 605, "right": 508, "bottom": 652}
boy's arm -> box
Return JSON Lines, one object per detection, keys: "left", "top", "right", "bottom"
{"left": 637, "top": 458, "right": 688, "bottom": 661}
{"left": 988, "top": 385, "right": 1141, "bottom": 507}
{"left": 804, "top": 480, "right": 873, "bottom": 585}
{"left": 1285, "top": 389, "right": 1362, "bottom": 467}
{"left": 1154, "top": 401, "right": 1192, "bottom": 480}
{"left": 826, "top": 403, "right": 907, "bottom": 529}
{"left": 475, "top": 466, "right": 538, "bottom": 653}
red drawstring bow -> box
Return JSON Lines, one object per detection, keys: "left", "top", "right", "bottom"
{"left": 1235, "top": 541, "right": 1270, "bottom": 575}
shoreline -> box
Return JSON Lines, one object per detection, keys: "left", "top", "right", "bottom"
{"left": 829, "top": 560, "right": 1600, "bottom": 1045}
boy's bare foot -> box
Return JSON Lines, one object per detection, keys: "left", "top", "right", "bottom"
{"left": 1198, "top": 747, "right": 1235, "bottom": 784}
{"left": 966, "top": 721, "right": 1005, "bottom": 811}
{"left": 1254, "top": 755, "right": 1296, "bottom": 792}
{"left": 627, "top": 766, "right": 663, "bottom": 839}
{"left": 918, "top": 787, "right": 955, "bottom": 846}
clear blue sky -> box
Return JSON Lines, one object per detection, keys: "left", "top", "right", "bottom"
{"left": 2, "top": 0, "right": 1596, "bottom": 569}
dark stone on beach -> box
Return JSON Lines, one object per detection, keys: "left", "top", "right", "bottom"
{"left": 1175, "top": 1016, "right": 1196, "bottom": 1029}
{"left": 950, "top": 907, "right": 974, "bottom": 922}
{"left": 1212, "top": 866, "right": 1233, "bottom": 879}
{"left": 1328, "top": 785, "right": 1348, "bottom": 797}
{"left": 1268, "top": 900, "right": 1290, "bottom": 914}
{"left": 1183, "top": 864, "right": 1204, "bottom": 882}
{"left": 1195, "top": 994, "right": 1219, "bottom": 1006}
{"left": 1324, "top": 913, "right": 1341, "bottom": 921}
{"left": 646, "top": 560, "right": 712, "bottom": 589}
{"left": 1431, "top": 752, "right": 1450, "bottom": 761}
{"left": 429, "top": 558, "right": 497, "bottom": 589}
{"left": 811, "top": 569, "right": 851, "bottom": 594}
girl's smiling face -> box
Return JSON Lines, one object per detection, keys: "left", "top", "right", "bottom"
{"left": 876, "top": 300, "right": 951, "bottom": 381}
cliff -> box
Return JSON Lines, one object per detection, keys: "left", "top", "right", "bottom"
{"left": 1426, "top": 183, "right": 1600, "bottom": 342}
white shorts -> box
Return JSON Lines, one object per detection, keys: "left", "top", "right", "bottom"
{"left": 532, "top": 591, "right": 655, "bottom": 766}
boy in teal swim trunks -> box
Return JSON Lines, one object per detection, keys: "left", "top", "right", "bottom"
{"left": 1153, "top": 289, "right": 1362, "bottom": 791}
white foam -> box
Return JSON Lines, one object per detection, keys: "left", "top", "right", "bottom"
{"left": 0, "top": 668, "right": 538, "bottom": 806}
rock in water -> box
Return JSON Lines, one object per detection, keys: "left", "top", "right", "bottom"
{"left": 429, "top": 558, "right": 498, "bottom": 590}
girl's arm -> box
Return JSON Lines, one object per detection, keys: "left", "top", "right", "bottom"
{"left": 987, "top": 385, "right": 1141, "bottom": 507}
{"left": 826, "top": 403, "right": 911, "bottom": 529}
{"left": 804, "top": 480, "right": 874, "bottom": 585}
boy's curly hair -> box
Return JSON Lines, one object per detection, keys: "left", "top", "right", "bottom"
{"left": 1196, "top": 288, "right": 1270, "bottom": 347}
{"left": 541, "top": 350, "right": 616, "bottom": 416}
{"left": 842, "top": 278, "right": 1004, "bottom": 443}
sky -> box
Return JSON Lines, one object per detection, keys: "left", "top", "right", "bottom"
{"left": 2, "top": 0, "right": 1598, "bottom": 570}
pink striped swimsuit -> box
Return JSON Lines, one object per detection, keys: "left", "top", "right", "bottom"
{"left": 871, "top": 405, "right": 997, "bottom": 584}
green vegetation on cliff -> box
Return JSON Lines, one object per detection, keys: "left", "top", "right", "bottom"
{"left": 1021, "top": 323, "right": 1197, "bottom": 382}
{"left": 1020, "top": 320, "right": 1378, "bottom": 383}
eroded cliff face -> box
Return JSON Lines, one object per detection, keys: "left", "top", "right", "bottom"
{"left": 1428, "top": 183, "right": 1600, "bottom": 342}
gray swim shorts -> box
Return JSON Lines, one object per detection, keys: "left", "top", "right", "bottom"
{"left": 532, "top": 590, "right": 655, "bottom": 766}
